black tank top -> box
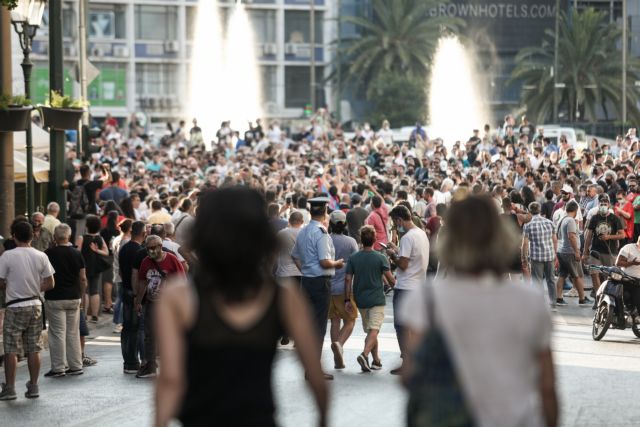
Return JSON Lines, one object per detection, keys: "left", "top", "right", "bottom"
{"left": 178, "top": 281, "right": 284, "bottom": 426}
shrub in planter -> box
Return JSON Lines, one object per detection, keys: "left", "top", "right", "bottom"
{"left": 40, "top": 91, "right": 87, "bottom": 130}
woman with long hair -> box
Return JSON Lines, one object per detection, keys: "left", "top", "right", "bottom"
{"left": 99, "top": 211, "right": 121, "bottom": 314}
{"left": 155, "top": 187, "right": 328, "bottom": 426}
{"left": 401, "top": 195, "right": 558, "bottom": 427}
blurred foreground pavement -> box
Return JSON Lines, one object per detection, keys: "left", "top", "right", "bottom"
{"left": 1, "top": 293, "right": 639, "bottom": 427}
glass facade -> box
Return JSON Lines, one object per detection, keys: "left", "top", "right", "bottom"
{"left": 134, "top": 5, "right": 178, "bottom": 40}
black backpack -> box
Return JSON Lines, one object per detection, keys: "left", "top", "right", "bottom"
{"left": 69, "top": 183, "right": 89, "bottom": 218}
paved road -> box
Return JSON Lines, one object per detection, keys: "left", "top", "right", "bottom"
{"left": 1, "top": 294, "right": 639, "bottom": 427}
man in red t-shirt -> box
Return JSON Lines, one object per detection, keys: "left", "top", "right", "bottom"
{"left": 135, "top": 235, "right": 185, "bottom": 378}
{"left": 615, "top": 189, "right": 635, "bottom": 245}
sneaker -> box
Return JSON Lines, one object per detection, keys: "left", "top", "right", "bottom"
{"left": 280, "top": 336, "right": 290, "bottom": 346}
{"left": 112, "top": 324, "right": 123, "bottom": 334}
{"left": 390, "top": 365, "right": 404, "bottom": 375}
{"left": 556, "top": 298, "right": 568, "bottom": 306}
{"left": 136, "top": 363, "right": 157, "bottom": 378}
{"left": 44, "top": 370, "right": 66, "bottom": 378}
{"left": 579, "top": 297, "right": 593, "bottom": 306}
{"left": 82, "top": 355, "right": 97, "bottom": 367}
{"left": 357, "top": 353, "right": 371, "bottom": 373}
{"left": 0, "top": 383, "right": 17, "bottom": 401}
{"left": 564, "top": 288, "right": 579, "bottom": 298}
{"left": 590, "top": 289, "right": 596, "bottom": 298}
{"left": 65, "top": 369, "right": 84, "bottom": 376}
{"left": 25, "top": 381, "right": 39, "bottom": 399}
{"left": 331, "top": 342, "right": 345, "bottom": 369}
{"left": 371, "top": 359, "right": 382, "bottom": 370}
{"left": 384, "top": 284, "right": 393, "bottom": 295}
{"left": 89, "top": 316, "right": 98, "bottom": 324}
{"left": 123, "top": 368, "right": 138, "bottom": 374}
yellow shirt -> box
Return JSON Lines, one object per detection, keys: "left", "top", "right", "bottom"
{"left": 147, "top": 211, "right": 173, "bottom": 225}
{"left": 43, "top": 214, "right": 61, "bottom": 235}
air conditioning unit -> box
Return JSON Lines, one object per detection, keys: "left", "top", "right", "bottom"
{"left": 92, "top": 47, "right": 106, "bottom": 57}
{"left": 294, "top": 45, "right": 311, "bottom": 58}
{"left": 285, "top": 43, "right": 296, "bottom": 55}
{"left": 113, "top": 46, "right": 129, "bottom": 57}
{"left": 63, "top": 45, "right": 77, "bottom": 57}
{"left": 262, "top": 43, "right": 276, "bottom": 56}
{"left": 164, "top": 41, "right": 179, "bottom": 53}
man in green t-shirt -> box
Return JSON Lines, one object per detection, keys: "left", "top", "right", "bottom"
{"left": 345, "top": 226, "right": 396, "bottom": 373}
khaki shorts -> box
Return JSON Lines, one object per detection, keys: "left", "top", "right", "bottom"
{"left": 328, "top": 295, "right": 358, "bottom": 321}
{"left": 359, "top": 306, "right": 385, "bottom": 332}
{"left": 3, "top": 306, "right": 43, "bottom": 355}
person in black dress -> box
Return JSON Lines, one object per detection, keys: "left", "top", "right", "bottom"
{"left": 155, "top": 187, "right": 328, "bottom": 427}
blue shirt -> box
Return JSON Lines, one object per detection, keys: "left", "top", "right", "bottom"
{"left": 329, "top": 233, "right": 358, "bottom": 295}
{"left": 292, "top": 220, "right": 336, "bottom": 277}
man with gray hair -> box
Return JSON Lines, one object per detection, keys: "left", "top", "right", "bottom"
{"left": 43, "top": 202, "right": 61, "bottom": 235}
{"left": 31, "top": 212, "right": 53, "bottom": 252}
{"left": 44, "top": 224, "right": 87, "bottom": 377}
{"left": 522, "top": 202, "right": 558, "bottom": 309}
{"left": 134, "top": 234, "right": 185, "bottom": 379}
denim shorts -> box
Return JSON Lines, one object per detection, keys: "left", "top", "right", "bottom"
{"left": 79, "top": 310, "right": 90, "bottom": 337}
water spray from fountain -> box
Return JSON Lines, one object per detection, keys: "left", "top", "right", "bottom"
{"left": 188, "top": 0, "right": 263, "bottom": 148}
{"left": 224, "top": 0, "right": 263, "bottom": 137}
{"left": 189, "top": 0, "right": 224, "bottom": 148}
{"left": 428, "top": 36, "right": 490, "bottom": 150}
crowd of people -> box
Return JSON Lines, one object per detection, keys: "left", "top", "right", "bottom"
{"left": 1, "top": 108, "right": 640, "bottom": 426}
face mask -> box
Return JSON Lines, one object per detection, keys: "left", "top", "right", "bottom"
{"left": 397, "top": 225, "right": 405, "bottom": 233}
{"left": 598, "top": 206, "right": 608, "bottom": 216}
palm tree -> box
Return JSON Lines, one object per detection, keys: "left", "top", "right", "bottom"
{"left": 338, "top": 0, "right": 462, "bottom": 93}
{"left": 511, "top": 7, "right": 640, "bottom": 124}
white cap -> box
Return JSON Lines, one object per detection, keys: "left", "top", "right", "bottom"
{"left": 561, "top": 184, "right": 573, "bottom": 194}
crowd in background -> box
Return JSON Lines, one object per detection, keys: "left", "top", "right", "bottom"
{"left": 2, "top": 107, "right": 640, "bottom": 426}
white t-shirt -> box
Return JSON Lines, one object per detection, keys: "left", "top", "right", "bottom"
{"left": 400, "top": 275, "right": 551, "bottom": 427}
{"left": 163, "top": 239, "right": 185, "bottom": 263}
{"left": 396, "top": 227, "right": 430, "bottom": 290}
{"left": 0, "top": 247, "right": 55, "bottom": 307}
{"left": 617, "top": 243, "right": 640, "bottom": 277}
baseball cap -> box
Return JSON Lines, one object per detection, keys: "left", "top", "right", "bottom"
{"left": 329, "top": 210, "right": 347, "bottom": 224}
{"left": 561, "top": 184, "right": 574, "bottom": 194}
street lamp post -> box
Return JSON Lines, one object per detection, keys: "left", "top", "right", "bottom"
{"left": 10, "top": 0, "right": 46, "bottom": 217}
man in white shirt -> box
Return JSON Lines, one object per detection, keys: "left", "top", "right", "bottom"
{"left": 0, "top": 222, "right": 55, "bottom": 401}
{"left": 386, "top": 205, "right": 429, "bottom": 375}
{"left": 614, "top": 236, "right": 640, "bottom": 314}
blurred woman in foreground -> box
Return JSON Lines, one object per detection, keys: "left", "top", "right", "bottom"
{"left": 400, "top": 195, "right": 558, "bottom": 427}
{"left": 155, "top": 187, "right": 328, "bottom": 426}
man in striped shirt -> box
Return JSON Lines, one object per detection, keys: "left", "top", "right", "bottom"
{"left": 522, "top": 202, "right": 558, "bottom": 308}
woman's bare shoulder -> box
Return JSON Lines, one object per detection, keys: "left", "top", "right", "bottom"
{"left": 162, "top": 276, "right": 197, "bottom": 326}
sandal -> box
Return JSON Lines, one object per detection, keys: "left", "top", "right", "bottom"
{"left": 103, "top": 307, "right": 114, "bottom": 314}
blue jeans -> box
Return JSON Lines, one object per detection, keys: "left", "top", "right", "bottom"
{"left": 113, "top": 282, "right": 123, "bottom": 325}
{"left": 121, "top": 288, "right": 145, "bottom": 370}
{"left": 393, "top": 289, "right": 409, "bottom": 358}
{"left": 531, "top": 260, "right": 557, "bottom": 305}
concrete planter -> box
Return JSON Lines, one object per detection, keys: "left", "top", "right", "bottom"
{"left": 0, "top": 106, "right": 33, "bottom": 132}
{"left": 40, "top": 106, "right": 83, "bottom": 130}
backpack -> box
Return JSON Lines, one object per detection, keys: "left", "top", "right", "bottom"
{"left": 69, "top": 183, "right": 89, "bottom": 218}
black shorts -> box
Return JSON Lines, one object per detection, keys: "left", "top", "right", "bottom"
{"left": 557, "top": 253, "right": 584, "bottom": 279}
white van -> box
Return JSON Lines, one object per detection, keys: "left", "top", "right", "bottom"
{"left": 536, "top": 125, "right": 587, "bottom": 151}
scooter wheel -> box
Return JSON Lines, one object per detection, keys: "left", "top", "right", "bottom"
{"left": 593, "top": 301, "right": 613, "bottom": 341}
{"left": 632, "top": 321, "right": 640, "bottom": 339}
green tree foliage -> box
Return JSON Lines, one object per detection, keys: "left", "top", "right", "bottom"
{"left": 511, "top": 7, "right": 640, "bottom": 124}
{"left": 339, "top": 0, "right": 462, "bottom": 89}
{"left": 367, "top": 72, "right": 426, "bottom": 126}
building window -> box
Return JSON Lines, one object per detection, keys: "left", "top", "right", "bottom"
{"left": 285, "top": 66, "right": 323, "bottom": 108}
{"left": 39, "top": 2, "right": 76, "bottom": 38}
{"left": 250, "top": 9, "right": 276, "bottom": 44}
{"left": 89, "top": 4, "right": 127, "bottom": 40}
{"left": 186, "top": 6, "right": 197, "bottom": 41}
{"left": 261, "top": 66, "right": 277, "bottom": 105}
{"left": 285, "top": 11, "right": 323, "bottom": 44}
{"left": 135, "top": 63, "right": 179, "bottom": 96}
{"left": 134, "top": 5, "right": 178, "bottom": 40}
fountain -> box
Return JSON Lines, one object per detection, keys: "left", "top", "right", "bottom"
{"left": 428, "top": 36, "right": 490, "bottom": 150}
{"left": 188, "top": 0, "right": 263, "bottom": 148}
